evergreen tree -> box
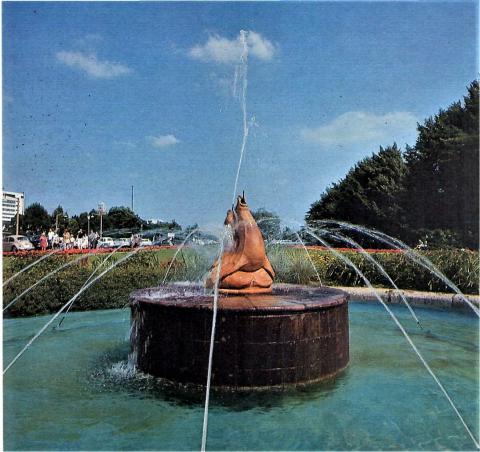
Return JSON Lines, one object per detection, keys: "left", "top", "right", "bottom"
{"left": 106, "top": 206, "right": 142, "bottom": 230}
{"left": 51, "top": 205, "right": 68, "bottom": 233}
{"left": 66, "top": 218, "right": 80, "bottom": 236}
{"left": 403, "top": 81, "right": 479, "bottom": 248}
{"left": 306, "top": 144, "right": 407, "bottom": 237}
{"left": 23, "top": 203, "right": 51, "bottom": 233}
{"left": 252, "top": 208, "right": 281, "bottom": 242}
{"left": 306, "top": 81, "right": 479, "bottom": 249}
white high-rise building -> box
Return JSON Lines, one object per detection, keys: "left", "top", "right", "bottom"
{"left": 2, "top": 191, "right": 25, "bottom": 227}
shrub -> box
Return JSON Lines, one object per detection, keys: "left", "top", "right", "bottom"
{"left": 267, "top": 246, "right": 318, "bottom": 285}
{"left": 3, "top": 250, "right": 175, "bottom": 317}
{"left": 3, "top": 246, "right": 478, "bottom": 318}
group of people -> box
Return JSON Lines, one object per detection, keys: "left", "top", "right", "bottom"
{"left": 38, "top": 229, "right": 102, "bottom": 251}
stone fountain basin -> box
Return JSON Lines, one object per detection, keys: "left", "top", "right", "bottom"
{"left": 130, "top": 284, "right": 349, "bottom": 390}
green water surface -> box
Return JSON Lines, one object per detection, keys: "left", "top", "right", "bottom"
{"left": 4, "top": 302, "right": 479, "bottom": 450}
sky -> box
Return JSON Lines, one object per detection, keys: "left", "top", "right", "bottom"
{"left": 3, "top": 1, "right": 478, "bottom": 230}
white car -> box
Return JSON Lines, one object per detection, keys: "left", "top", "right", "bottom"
{"left": 3, "top": 235, "right": 35, "bottom": 252}
{"left": 139, "top": 238, "right": 153, "bottom": 247}
{"left": 113, "top": 238, "right": 131, "bottom": 247}
{"left": 96, "top": 237, "right": 115, "bottom": 249}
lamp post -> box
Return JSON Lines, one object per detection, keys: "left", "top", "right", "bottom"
{"left": 87, "top": 214, "right": 92, "bottom": 236}
{"left": 97, "top": 202, "right": 106, "bottom": 238}
{"left": 55, "top": 213, "right": 66, "bottom": 233}
{"left": 15, "top": 202, "right": 20, "bottom": 236}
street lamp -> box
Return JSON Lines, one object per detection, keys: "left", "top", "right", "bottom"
{"left": 55, "top": 213, "right": 66, "bottom": 232}
{"left": 97, "top": 202, "right": 106, "bottom": 238}
{"left": 16, "top": 201, "right": 20, "bottom": 236}
{"left": 87, "top": 214, "right": 92, "bottom": 236}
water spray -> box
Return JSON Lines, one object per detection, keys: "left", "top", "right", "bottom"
{"left": 231, "top": 30, "right": 249, "bottom": 206}
{"left": 304, "top": 229, "right": 479, "bottom": 449}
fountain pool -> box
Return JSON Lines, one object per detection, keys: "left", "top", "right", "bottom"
{"left": 4, "top": 302, "right": 478, "bottom": 450}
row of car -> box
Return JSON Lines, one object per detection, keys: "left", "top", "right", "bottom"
{"left": 96, "top": 237, "right": 154, "bottom": 248}
{"left": 3, "top": 231, "right": 220, "bottom": 252}
{"left": 2, "top": 235, "right": 156, "bottom": 252}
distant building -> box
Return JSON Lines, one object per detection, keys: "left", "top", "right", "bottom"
{"left": 2, "top": 191, "right": 25, "bottom": 228}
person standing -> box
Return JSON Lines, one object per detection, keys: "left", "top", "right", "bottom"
{"left": 76, "top": 229, "right": 84, "bottom": 249}
{"left": 88, "top": 230, "right": 96, "bottom": 249}
{"left": 132, "top": 234, "right": 141, "bottom": 248}
{"left": 48, "top": 228, "right": 54, "bottom": 249}
{"left": 63, "top": 229, "right": 71, "bottom": 250}
{"left": 53, "top": 231, "right": 60, "bottom": 249}
{"left": 40, "top": 233, "right": 48, "bottom": 252}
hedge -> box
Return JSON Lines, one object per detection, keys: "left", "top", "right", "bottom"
{"left": 3, "top": 247, "right": 478, "bottom": 317}
{"left": 282, "top": 247, "right": 479, "bottom": 293}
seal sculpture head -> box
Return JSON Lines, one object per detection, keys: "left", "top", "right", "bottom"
{"left": 206, "top": 194, "right": 275, "bottom": 294}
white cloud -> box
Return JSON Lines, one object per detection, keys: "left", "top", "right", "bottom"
{"left": 148, "top": 135, "right": 180, "bottom": 149}
{"left": 301, "top": 111, "right": 418, "bottom": 146}
{"left": 189, "top": 31, "right": 275, "bottom": 64}
{"left": 56, "top": 50, "right": 132, "bottom": 78}
{"left": 247, "top": 31, "right": 276, "bottom": 61}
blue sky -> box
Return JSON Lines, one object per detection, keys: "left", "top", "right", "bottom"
{"left": 3, "top": 1, "right": 478, "bottom": 228}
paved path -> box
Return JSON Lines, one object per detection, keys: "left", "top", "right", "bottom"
{"left": 338, "top": 286, "right": 479, "bottom": 312}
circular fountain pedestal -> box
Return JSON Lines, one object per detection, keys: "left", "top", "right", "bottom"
{"left": 130, "top": 284, "right": 349, "bottom": 390}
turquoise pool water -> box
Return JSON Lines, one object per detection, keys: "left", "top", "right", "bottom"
{"left": 4, "top": 302, "right": 479, "bottom": 450}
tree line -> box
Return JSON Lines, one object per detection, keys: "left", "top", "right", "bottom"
{"left": 306, "top": 81, "right": 479, "bottom": 249}
{"left": 7, "top": 201, "right": 291, "bottom": 244}
{"left": 7, "top": 204, "right": 182, "bottom": 237}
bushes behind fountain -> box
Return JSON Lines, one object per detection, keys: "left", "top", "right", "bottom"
{"left": 3, "top": 247, "right": 479, "bottom": 317}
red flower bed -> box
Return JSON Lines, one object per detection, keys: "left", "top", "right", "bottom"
{"left": 4, "top": 245, "right": 406, "bottom": 257}
{"left": 2, "top": 245, "right": 178, "bottom": 257}
{"left": 294, "top": 245, "right": 405, "bottom": 254}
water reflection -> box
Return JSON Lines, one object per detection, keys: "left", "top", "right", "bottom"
{"left": 89, "top": 344, "right": 349, "bottom": 412}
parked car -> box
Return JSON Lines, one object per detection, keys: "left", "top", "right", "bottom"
{"left": 151, "top": 233, "right": 166, "bottom": 246}
{"left": 96, "top": 237, "right": 115, "bottom": 249}
{"left": 3, "top": 235, "right": 35, "bottom": 252}
{"left": 139, "top": 238, "right": 153, "bottom": 247}
{"left": 113, "top": 238, "right": 131, "bottom": 247}
{"left": 270, "top": 240, "right": 297, "bottom": 246}
{"left": 26, "top": 234, "right": 42, "bottom": 250}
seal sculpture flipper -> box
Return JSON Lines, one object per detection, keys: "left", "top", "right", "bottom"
{"left": 262, "top": 256, "right": 275, "bottom": 279}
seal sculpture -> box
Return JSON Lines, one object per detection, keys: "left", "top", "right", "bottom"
{"left": 205, "top": 193, "right": 275, "bottom": 294}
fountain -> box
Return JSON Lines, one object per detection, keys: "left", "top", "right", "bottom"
{"left": 130, "top": 194, "right": 349, "bottom": 389}
{"left": 3, "top": 25, "right": 478, "bottom": 450}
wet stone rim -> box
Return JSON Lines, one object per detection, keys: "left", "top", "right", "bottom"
{"left": 130, "top": 283, "right": 348, "bottom": 313}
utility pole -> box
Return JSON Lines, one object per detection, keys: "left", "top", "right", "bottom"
{"left": 131, "top": 185, "right": 134, "bottom": 212}
{"left": 15, "top": 200, "right": 20, "bottom": 236}
{"left": 98, "top": 202, "right": 106, "bottom": 238}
